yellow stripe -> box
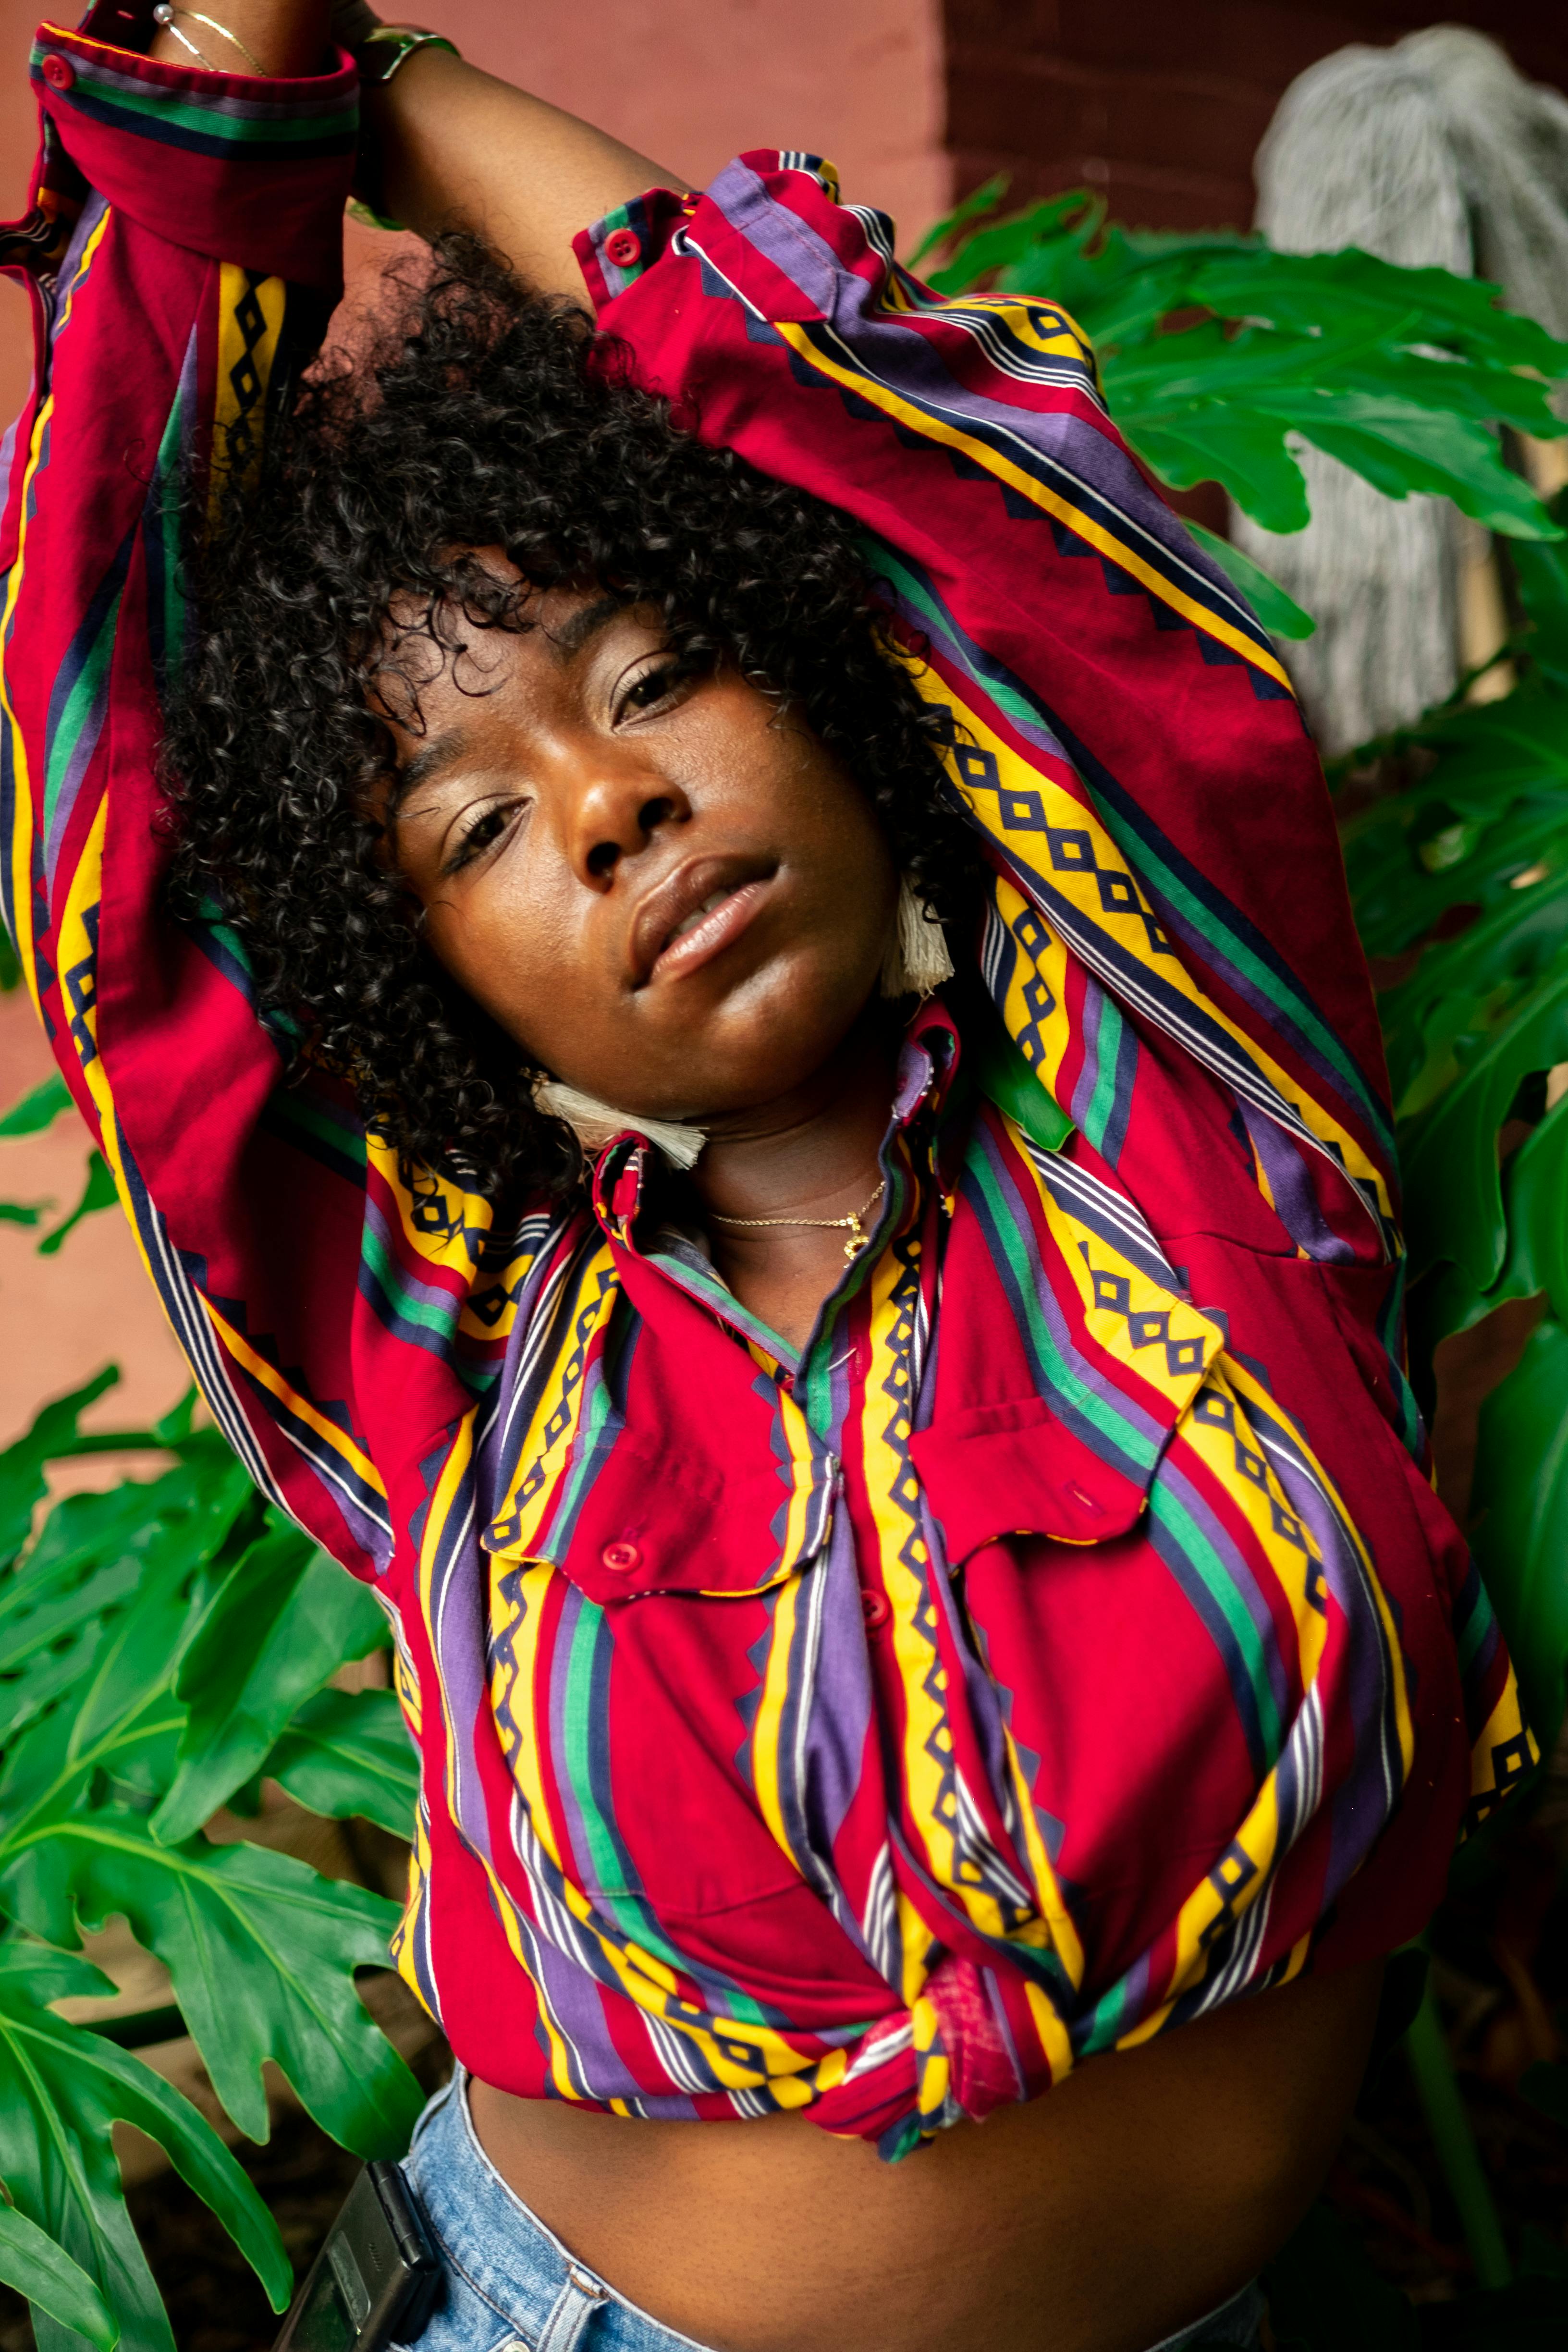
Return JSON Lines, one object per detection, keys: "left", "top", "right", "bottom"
{"left": 929, "top": 675, "right": 1394, "bottom": 1219}
{"left": 209, "top": 262, "right": 285, "bottom": 509}
{"left": 1001, "top": 1724, "right": 1085, "bottom": 1987}
{"left": 488, "top": 1249, "right": 620, "bottom": 1553}
{"left": 751, "top": 1573, "right": 802, "bottom": 1862}
{"left": 1023, "top": 1978, "right": 1075, "bottom": 2080}
{"left": 1224, "top": 1355, "right": 1414, "bottom": 1777}
{"left": 774, "top": 319, "right": 1293, "bottom": 689}
{"left": 202, "top": 1295, "right": 387, "bottom": 1499}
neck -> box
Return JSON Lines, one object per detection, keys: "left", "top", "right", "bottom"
{"left": 691, "top": 1008, "right": 896, "bottom": 1226}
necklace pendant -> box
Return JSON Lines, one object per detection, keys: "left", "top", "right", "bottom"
{"left": 843, "top": 1216, "right": 866, "bottom": 1261}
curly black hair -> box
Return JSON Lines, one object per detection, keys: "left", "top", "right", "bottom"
{"left": 162, "top": 233, "right": 982, "bottom": 1203}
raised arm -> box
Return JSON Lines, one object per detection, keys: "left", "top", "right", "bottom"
{"left": 361, "top": 39, "right": 686, "bottom": 300}
{"left": 0, "top": 4, "right": 533, "bottom": 1579}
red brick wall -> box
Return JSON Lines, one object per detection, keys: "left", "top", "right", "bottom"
{"left": 943, "top": 1, "right": 1568, "bottom": 232}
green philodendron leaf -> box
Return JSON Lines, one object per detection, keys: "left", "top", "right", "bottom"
{"left": 1401, "top": 965, "right": 1568, "bottom": 1285}
{"left": 1113, "top": 412, "right": 1311, "bottom": 534}
{"left": 906, "top": 169, "right": 1016, "bottom": 272}
{"left": 1470, "top": 1315, "right": 1568, "bottom": 1753}
{"left": 0, "top": 1813, "right": 421, "bottom": 2153}
{"left": 1298, "top": 405, "right": 1562, "bottom": 539}
{"left": 1346, "top": 797, "right": 1568, "bottom": 967}
{"left": 37, "top": 1151, "right": 119, "bottom": 1258}
{"left": 0, "top": 1937, "right": 290, "bottom": 2350}
{"left": 265, "top": 1686, "right": 418, "bottom": 1840}
{"left": 0, "top": 2201, "right": 116, "bottom": 2352}
{"left": 1490, "top": 1103, "right": 1568, "bottom": 1325}
{"left": 63, "top": 1464, "right": 252, "bottom": 1762}
{"left": 0, "top": 1370, "right": 119, "bottom": 1574}
{"left": 1180, "top": 246, "right": 1568, "bottom": 374}
{"left": 155, "top": 1530, "right": 389, "bottom": 1844}
{"left": 1183, "top": 521, "right": 1314, "bottom": 639}
{"left": 0, "top": 1073, "right": 72, "bottom": 1139}
{"left": 1511, "top": 499, "right": 1568, "bottom": 689}
{"left": 1374, "top": 871, "right": 1568, "bottom": 1108}
{"left": 932, "top": 197, "right": 1567, "bottom": 544}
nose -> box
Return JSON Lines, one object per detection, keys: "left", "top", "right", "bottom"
{"left": 566, "top": 755, "right": 690, "bottom": 887}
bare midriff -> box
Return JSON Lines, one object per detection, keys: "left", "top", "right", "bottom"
{"left": 466, "top": 1958, "right": 1382, "bottom": 2352}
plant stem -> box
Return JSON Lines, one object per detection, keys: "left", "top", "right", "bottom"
{"left": 1405, "top": 1984, "right": 1511, "bottom": 2289}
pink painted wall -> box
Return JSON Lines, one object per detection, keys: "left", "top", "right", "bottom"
{"left": 0, "top": 0, "right": 947, "bottom": 1448}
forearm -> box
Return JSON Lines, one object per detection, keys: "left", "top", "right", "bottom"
{"left": 365, "top": 45, "right": 687, "bottom": 302}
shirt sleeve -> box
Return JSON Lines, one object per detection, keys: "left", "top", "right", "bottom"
{"left": 574, "top": 156, "right": 1402, "bottom": 1281}
{"left": 0, "top": 16, "right": 525, "bottom": 1581}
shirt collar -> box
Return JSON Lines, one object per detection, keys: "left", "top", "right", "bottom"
{"left": 589, "top": 993, "right": 964, "bottom": 1242}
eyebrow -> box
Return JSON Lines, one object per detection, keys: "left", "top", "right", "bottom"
{"left": 387, "top": 729, "right": 470, "bottom": 821}
{"left": 386, "top": 596, "right": 629, "bottom": 819}
{"left": 544, "top": 592, "right": 624, "bottom": 661}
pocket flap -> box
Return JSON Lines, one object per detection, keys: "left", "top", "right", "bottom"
{"left": 484, "top": 1432, "right": 835, "bottom": 1604}
{"left": 909, "top": 1397, "right": 1153, "bottom": 1558}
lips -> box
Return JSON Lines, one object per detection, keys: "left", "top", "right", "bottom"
{"left": 630, "top": 853, "right": 777, "bottom": 986}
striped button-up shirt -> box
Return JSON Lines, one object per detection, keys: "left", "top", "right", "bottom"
{"left": 1, "top": 17, "right": 1529, "bottom": 2156}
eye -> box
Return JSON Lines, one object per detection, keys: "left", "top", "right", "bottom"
{"left": 445, "top": 800, "right": 518, "bottom": 874}
{"left": 613, "top": 655, "right": 701, "bottom": 723}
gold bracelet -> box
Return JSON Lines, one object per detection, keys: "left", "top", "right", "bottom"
{"left": 357, "top": 24, "right": 460, "bottom": 84}
{"left": 150, "top": 4, "right": 266, "bottom": 74}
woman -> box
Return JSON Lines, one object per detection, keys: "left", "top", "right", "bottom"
{"left": 0, "top": 5, "right": 1530, "bottom": 2349}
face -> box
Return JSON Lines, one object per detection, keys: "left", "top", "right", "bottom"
{"left": 378, "top": 575, "right": 899, "bottom": 1124}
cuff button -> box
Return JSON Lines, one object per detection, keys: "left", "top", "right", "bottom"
{"left": 41, "top": 53, "right": 76, "bottom": 90}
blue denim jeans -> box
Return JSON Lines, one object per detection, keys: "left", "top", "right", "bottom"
{"left": 393, "top": 2074, "right": 1265, "bottom": 2352}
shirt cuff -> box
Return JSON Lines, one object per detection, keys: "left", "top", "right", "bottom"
{"left": 29, "top": 20, "right": 357, "bottom": 295}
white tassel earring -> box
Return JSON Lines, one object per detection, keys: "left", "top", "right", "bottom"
{"left": 533, "top": 1081, "right": 706, "bottom": 1171}
{"left": 880, "top": 876, "right": 955, "bottom": 1000}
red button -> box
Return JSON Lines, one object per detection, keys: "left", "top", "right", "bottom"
{"left": 41, "top": 53, "right": 75, "bottom": 91}
{"left": 601, "top": 1541, "right": 642, "bottom": 1573}
{"left": 604, "top": 227, "right": 642, "bottom": 268}
{"left": 860, "top": 1588, "right": 890, "bottom": 1632}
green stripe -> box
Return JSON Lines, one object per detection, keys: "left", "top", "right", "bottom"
{"left": 154, "top": 388, "right": 186, "bottom": 683}
{"left": 358, "top": 1223, "right": 456, "bottom": 1340}
{"left": 274, "top": 1088, "right": 366, "bottom": 1169}
{"left": 43, "top": 589, "right": 122, "bottom": 839}
{"left": 1455, "top": 1580, "right": 1495, "bottom": 1678}
{"left": 558, "top": 1604, "right": 770, "bottom": 2027}
{"left": 1080, "top": 992, "right": 1124, "bottom": 1155}
{"left": 1087, "top": 790, "right": 1384, "bottom": 1141}
{"left": 34, "top": 50, "right": 356, "bottom": 147}
{"left": 865, "top": 542, "right": 1384, "bottom": 1147}
{"left": 967, "top": 1142, "right": 1155, "bottom": 1471}
{"left": 1147, "top": 1477, "right": 1286, "bottom": 1760}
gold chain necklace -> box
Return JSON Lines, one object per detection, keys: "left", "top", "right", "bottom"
{"left": 710, "top": 1178, "right": 887, "bottom": 1262}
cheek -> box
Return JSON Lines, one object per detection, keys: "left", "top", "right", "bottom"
{"left": 419, "top": 867, "right": 579, "bottom": 1057}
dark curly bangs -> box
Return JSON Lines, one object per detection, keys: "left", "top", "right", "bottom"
{"left": 162, "top": 232, "right": 981, "bottom": 1204}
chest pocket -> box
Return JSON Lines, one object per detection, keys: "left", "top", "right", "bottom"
{"left": 482, "top": 1424, "right": 837, "bottom": 1605}
{"left": 909, "top": 1395, "right": 1162, "bottom": 1561}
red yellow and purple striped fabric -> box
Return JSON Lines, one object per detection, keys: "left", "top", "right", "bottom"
{"left": 1, "top": 20, "right": 1530, "bottom": 2156}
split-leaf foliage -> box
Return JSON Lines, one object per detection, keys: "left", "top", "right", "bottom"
{"left": 914, "top": 184, "right": 1568, "bottom": 636}
{"left": 5, "top": 186, "right": 1568, "bottom": 2346}
{"left": 0, "top": 1374, "right": 420, "bottom": 2348}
